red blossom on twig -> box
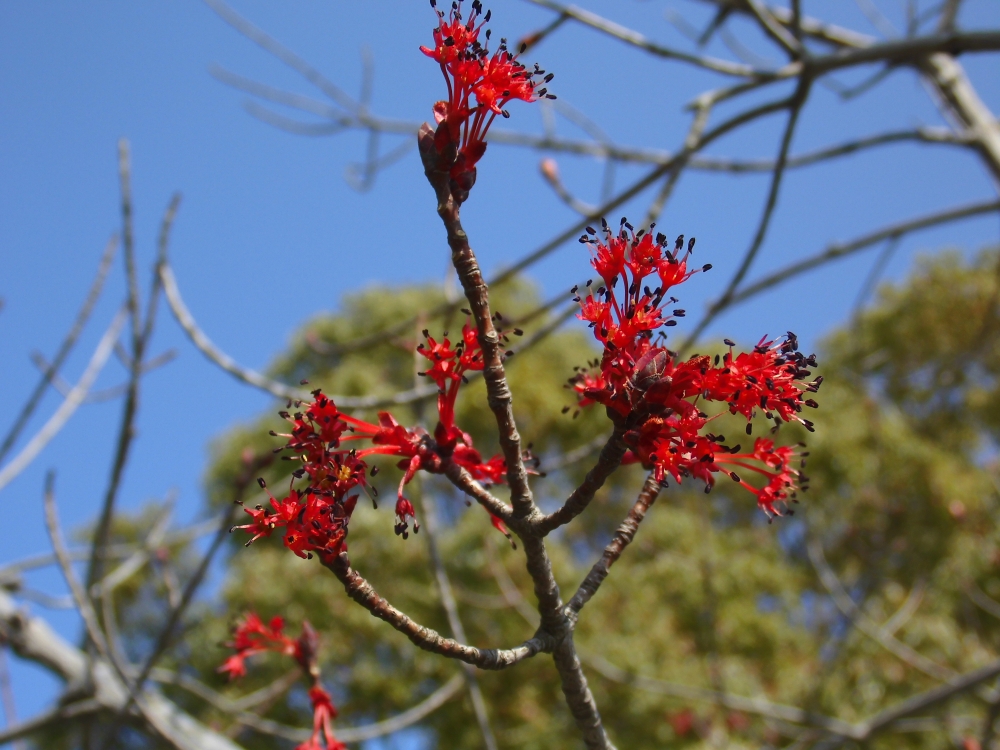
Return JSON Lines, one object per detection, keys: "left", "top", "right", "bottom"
{"left": 420, "top": 0, "right": 552, "bottom": 202}
{"left": 570, "top": 218, "right": 821, "bottom": 517}
{"left": 219, "top": 614, "right": 344, "bottom": 750}
{"left": 217, "top": 612, "right": 299, "bottom": 680}
{"left": 232, "top": 318, "right": 532, "bottom": 551}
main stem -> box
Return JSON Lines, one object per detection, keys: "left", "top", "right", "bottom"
{"left": 419, "top": 125, "right": 614, "bottom": 749}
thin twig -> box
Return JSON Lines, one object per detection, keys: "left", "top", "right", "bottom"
{"left": 159, "top": 260, "right": 439, "bottom": 408}
{"left": 526, "top": 0, "right": 768, "bottom": 78}
{"left": 238, "top": 93, "right": 793, "bottom": 368}
{"left": 85, "top": 191, "right": 180, "bottom": 599}
{"left": 0, "top": 699, "right": 103, "bottom": 746}
{"left": 159, "top": 665, "right": 463, "bottom": 744}
{"left": 582, "top": 651, "right": 860, "bottom": 735}
{"left": 567, "top": 473, "right": 661, "bottom": 617}
{"left": 43, "top": 472, "right": 178, "bottom": 746}
{"left": 850, "top": 236, "right": 900, "bottom": 318}
{"left": 420, "top": 489, "right": 498, "bottom": 750}
{"left": 98, "top": 461, "right": 265, "bottom": 747}
{"left": 534, "top": 429, "right": 628, "bottom": 535}
{"left": 0, "top": 235, "right": 118, "bottom": 464}
{"left": 681, "top": 76, "right": 811, "bottom": 351}
{"left": 807, "top": 538, "right": 956, "bottom": 682}
{"left": 746, "top": 0, "right": 804, "bottom": 56}
{"left": 0, "top": 309, "right": 127, "bottom": 494}
{"left": 966, "top": 581, "right": 1000, "bottom": 621}
{"left": 725, "top": 198, "right": 1000, "bottom": 307}
{"left": 205, "top": 0, "right": 359, "bottom": 112}
{"left": 326, "top": 553, "right": 554, "bottom": 669}
{"left": 30, "top": 349, "right": 177, "bottom": 405}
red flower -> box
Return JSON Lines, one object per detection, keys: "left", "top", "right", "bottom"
{"left": 421, "top": 0, "right": 551, "bottom": 201}
{"left": 572, "top": 218, "right": 820, "bottom": 517}
{"left": 217, "top": 612, "right": 296, "bottom": 680}
{"left": 220, "top": 615, "right": 344, "bottom": 750}
{"left": 296, "top": 685, "right": 345, "bottom": 750}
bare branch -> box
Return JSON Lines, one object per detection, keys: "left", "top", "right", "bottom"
{"left": 854, "top": 0, "right": 900, "bottom": 38}
{"left": 100, "top": 460, "right": 266, "bottom": 745}
{"left": 204, "top": 0, "right": 358, "bottom": 112}
{"left": 30, "top": 348, "right": 177, "bottom": 405}
{"left": 842, "top": 659, "right": 1000, "bottom": 745}
{"left": 248, "top": 93, "right": 790, "bottom": 370}
{"left": 641, "top": 98, "right": 713, "bottom": 228}
{"left": 43, "top": 472, "right": 184, "bottom": 747}
{"left": 325, "top": 554, "right": 555, "bottom": 669}
{"left": 420, "top": 489, "right": 498, "bottom": 750}
{"left": 534, "top": 429, "right": 628, "bottom": 535}
{"left": 0, "top": 588, "right": 245, "bottom": 750}
{"left": 159, "top": 260, "right": 442, "bottom": 408}
{"left": 159, "top": 666, "right": 463, "bottom": 744}
{"left": 966, "top": 580, "right": 1000, "bottom": 620}
{"left": 540, "top": 434, "right": 608, "bottom": 474}
{"left": 919, "top": 51, "right": 1000, "bottom": 186}
{"left": 525, "top": 0, "right": 768, "bottom": 78}
{"left": 582, "top": 651, "right": 860, "bottom": 735}
{"left": 851, "top": 236, "right": 901, "bottom": 318}
{"left": 882, "top": 577, "right": 927, "bottom": 637}
{"left": 745, "top": 0, "right": 804, "bottom": 56}
{"left": 539, "top": 158, "right": 598, "bottom": 216}
{"left": 808, "top": 538, "right": 956, "bottom": 682}
{"left": 119, "top": 140, "right": 141, "bottom": 349}
{"left": 725, "top": 198, "right": 1000, "bottom": 308}
{"left": 0, "top": 699, "right": 102, "bottom": 746}
{"left": 937, "top": 0, "right": 963, "bottom": 33}
{"left": 567, "top": 473, "right": 661, "bottom": 617}
{"left": 442, "top": 462, "right": 513, "bottom": 522}
{"left": 0, "top": 235, "right": 118, "bottom": 464}
{"left": 0, "top": 644, "right": 23, "bottom": 750}
{"left": 694, "top": 127, "right": 970, "bottom": 173}
{"left": 421, "top": 128, "right": 541, "bottom": 525}
{"left": 92, "top": 500, "right": 174, "bottom": 599}
{"left": 682, "top": 77, "right": 810, "bottom": 350}
{"left": 85, "top": 183, "right": 179, "bottom": 602}
{"left": 0, "top": 309, "right": 127, "bottom": 494}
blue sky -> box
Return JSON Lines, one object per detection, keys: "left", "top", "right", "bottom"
{"left": 1, "top": 0, "right": 998, "bottom": 738}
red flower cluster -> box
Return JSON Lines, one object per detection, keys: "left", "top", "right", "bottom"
{"left": 219, "top": 614, "right": 344, "bottom": 750}
{"left": 233, "top": 320, "right": 529, "bottom": 552}
{"left": 230, "top": 391, "right": 366, "bottom": 563}
{"left": 421, "top": 0, "right": 552, "bottom": 202}
{"left": 217, "top": 612, "right": 299, "bottom": 680}
{"left": 570, "top": 219, "right": 821, "bottom": 517}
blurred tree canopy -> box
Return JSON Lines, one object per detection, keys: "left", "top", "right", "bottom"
{"left": 105, "top": 247, "right": 1000, "bottom": 749}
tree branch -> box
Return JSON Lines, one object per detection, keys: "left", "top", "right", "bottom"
{"left": 534, "top": 428, "right": 628, "bottom": 535}
{"left": 807, "top": 538, "right": 956, "bottom": 682}
{"left": 325, "top": 554, "right": 554, "bottom": 669}
{"left": 525, "top": 0, "right": 768, "bottom": 78}
{"left": 0, "top": 235, "right": 118, "bottom": 465}
{"left": 442, "top": 462, "right": 513, "bottom": 522}
{"left": 0, "top": 309, "right": 126, "bottom": 494}
{"left": 567, "top": 473, "right": 661, "bottom": 617}
{"left": 419, "top": 489, "right": 498, "bottom": 750}
{"left": 0, "top": 588, "right": 245, "bottom": 750}
{"left": 725, "top": 198, "right": 1000, "bottom": 308}
{"left": 150, "top": 666, "right": 464, "bottom": 744}
{"left": 681, "top": 76, "right": 810, "bottom": 350}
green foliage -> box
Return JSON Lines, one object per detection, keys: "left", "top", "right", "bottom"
{"left": 113, "top": 250, "right": 1000, "bottom": 748}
